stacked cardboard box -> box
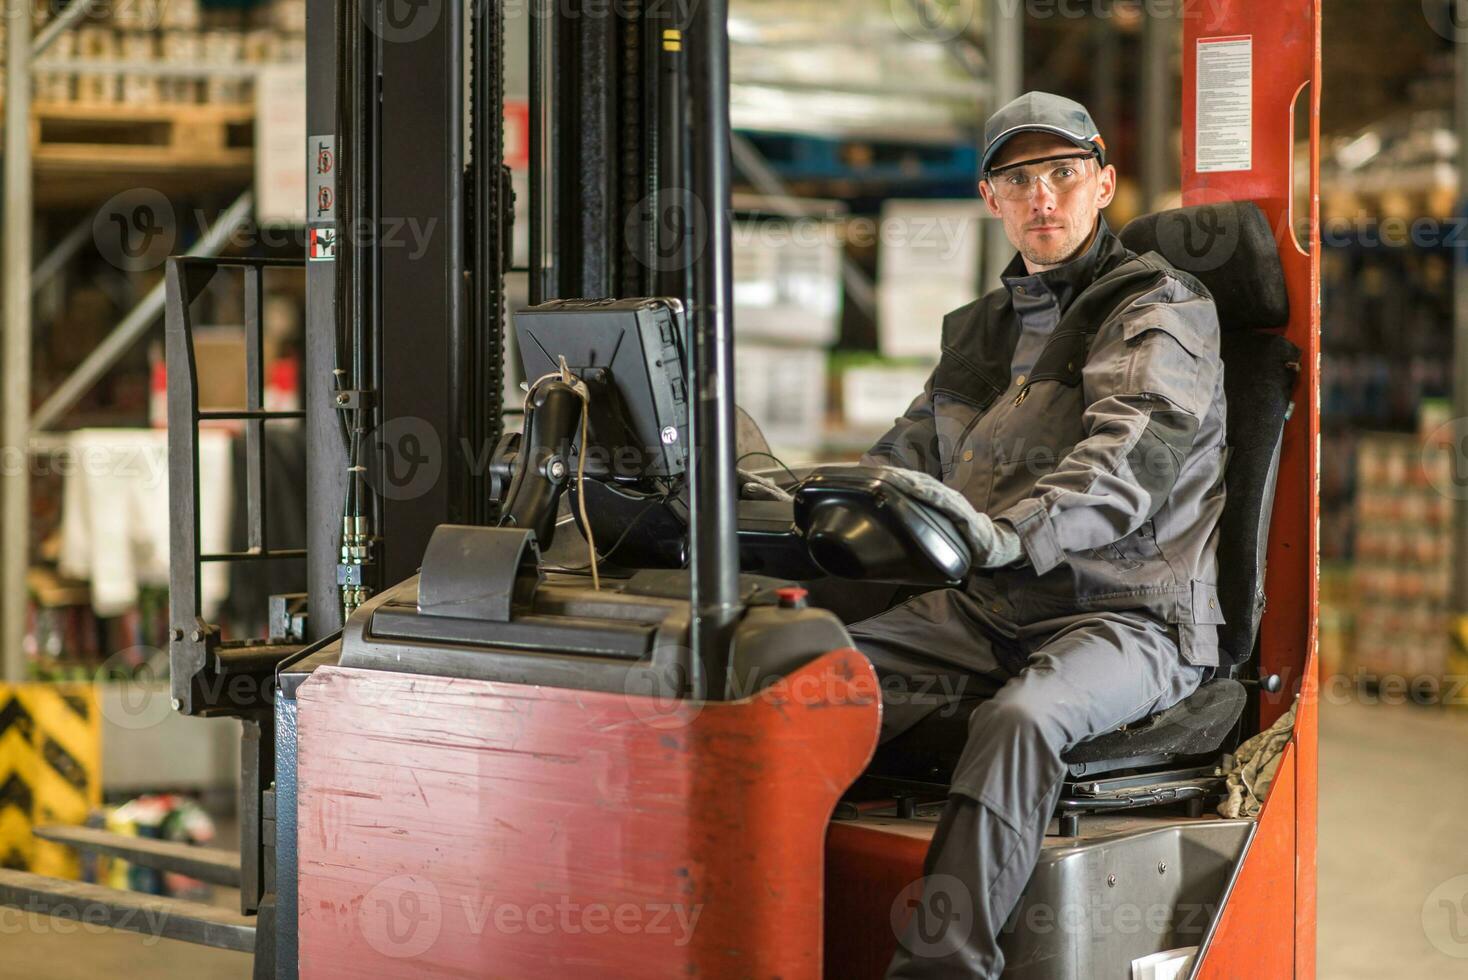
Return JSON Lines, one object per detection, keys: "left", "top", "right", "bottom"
{"left": 1349, "top": 433, "right": 1455, "bottom": 683}
{"left": 876, "top": 198, "right": 984, "bottom": 359}
{"left": 732, "top": 215, "right": 842, "bottom": 456}
{"left": 807, "top": 199, "right": 984, "bottom": 454}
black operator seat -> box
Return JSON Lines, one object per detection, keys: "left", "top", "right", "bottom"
{"left": 801, "top": 200, "right": 1299, "bottom": 784}
{"left": 1066, "top": 199, "right": 1299, "bottom": 774}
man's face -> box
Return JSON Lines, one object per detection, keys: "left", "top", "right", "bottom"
{"left": 978, "top": 132, "right": 1117, "bottom": 272}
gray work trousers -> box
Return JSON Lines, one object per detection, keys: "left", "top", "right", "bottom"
{"left": 846, "top": 586, "right": 1205, "bottom": 979}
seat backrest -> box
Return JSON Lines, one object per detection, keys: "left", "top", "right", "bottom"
{"left": 1119, "top": 202, "right": 1299, "bottom": 670}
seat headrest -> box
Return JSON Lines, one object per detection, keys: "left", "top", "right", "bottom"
{"left": 1118, "top": 201, "right": 1290, "bottom": 332}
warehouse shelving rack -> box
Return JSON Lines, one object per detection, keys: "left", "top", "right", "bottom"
{"left": 0, "top": 3, "right": 296, "bottom": 680}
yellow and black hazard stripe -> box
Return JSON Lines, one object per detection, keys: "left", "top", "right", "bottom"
{"left": 0, "top": 684, "right": 100, "bottom": 877}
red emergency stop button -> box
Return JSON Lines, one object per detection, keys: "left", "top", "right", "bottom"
{"left": 776, "top": 586, "right": 809, "bottom": 610}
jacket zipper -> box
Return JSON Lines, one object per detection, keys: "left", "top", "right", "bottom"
{"left": 1013, "top": 383, "right": 1032, "bottom": 406}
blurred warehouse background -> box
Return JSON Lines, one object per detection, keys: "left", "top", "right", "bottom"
{"left": 0, "top": 0, "right": 1466, "bottom": 976}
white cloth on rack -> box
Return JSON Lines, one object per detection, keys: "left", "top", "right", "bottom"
{"left": 58, "top": 428, "right": 233, "bottom": 620}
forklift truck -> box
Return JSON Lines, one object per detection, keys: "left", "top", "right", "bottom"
{"left": 0, "top": 0, "right": 1320, "bottom": 975}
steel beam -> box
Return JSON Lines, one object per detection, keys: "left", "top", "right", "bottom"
{"left": 530, "top": 0, "right": 558, "bottom": 303}
{"left": 0, "top": 869, "right": 256, "bottom": 952}
{"left": 303, "top": 0, "right": 344, "bottom": 642}
{"left": 1090, "top": 17, "right": 1119, "bottom": 161}
{"left": 1456, "top": 0, "right": 1468, "bottom": 611}
{"left": 28, "top": 192, "right": 253, "bottom": 436}
{"left": 32, "top": 826, "right": 242, "bottom": 888}
{"left": 32, "top": 0, "right": 94, "bottom": 58}
{"left": 30, "top": 215, "right": 92, "bottom": 298}
{"left": 1140, "top": 5, "right": 1173, "bottom": 211}
{"left": 686, "top": 0, "right": 741, "bottom": 695}
{"left": 3, "top": 0, "right": 35, "bottom": 682}
{"left": 29, "top": 59, "right": 262, "bottom": 77}
{"left": 982, "top": 0, "right": 1022, "bottom": 291}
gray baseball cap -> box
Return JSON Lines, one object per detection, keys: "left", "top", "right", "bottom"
{"left": 981, "top": 92, "right": 1106, "bottom": 174}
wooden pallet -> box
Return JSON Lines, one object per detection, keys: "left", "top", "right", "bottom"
{"left": 30, "top": 101, "right": 255, "bottom": 173}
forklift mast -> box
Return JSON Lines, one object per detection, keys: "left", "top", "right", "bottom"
{"left": 306, "top": 0, "right": 744, "bottom": 680}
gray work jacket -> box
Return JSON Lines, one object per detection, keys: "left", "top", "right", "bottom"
{"left": 863, "top": 219, "right": 1228, "bottom": 665}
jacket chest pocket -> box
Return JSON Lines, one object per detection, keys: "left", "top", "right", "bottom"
{"left": 992, "top": 380, "right": 1085, "bottom": 478}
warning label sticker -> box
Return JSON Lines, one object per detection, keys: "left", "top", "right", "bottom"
{"left": 307, "top": 133, "right": 337, "bottom": 262}
{"left": 1196, "top": 36, "right": 1252, "bottom": 173}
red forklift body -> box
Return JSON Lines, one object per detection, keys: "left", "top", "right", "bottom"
{"left": 297, "top": 650, "right": 880, "bottom": 976}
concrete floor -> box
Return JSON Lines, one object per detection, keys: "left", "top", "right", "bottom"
{"left": 5, "top": 695, "right": 1468, "bottom": 977}
{"left": 0, "top": 918, "right": 251, "bottom": 979}
{"left": 1319, "top": 696, "right": 1468, "bottom": 979}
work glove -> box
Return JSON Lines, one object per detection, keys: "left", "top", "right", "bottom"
{"left": 879, "top": 467, "right": 1024, "bottom": 569}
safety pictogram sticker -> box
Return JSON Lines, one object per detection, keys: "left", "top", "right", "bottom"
{"left": 310, "top": 226, "right": 337, "bottom": 261}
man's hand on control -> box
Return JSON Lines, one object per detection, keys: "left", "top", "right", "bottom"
{"left": 874, "top": 466, "right": 1025, "bottom": 569}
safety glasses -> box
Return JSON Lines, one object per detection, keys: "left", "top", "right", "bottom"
{"left": 983, "top": 151, "right": 1098, "bottom": 201}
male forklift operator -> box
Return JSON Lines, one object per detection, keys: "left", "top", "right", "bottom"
{"left": 850, "top": 92, "right": 1228, "bottom": 977}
